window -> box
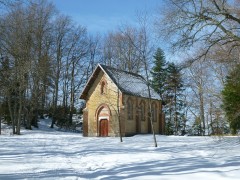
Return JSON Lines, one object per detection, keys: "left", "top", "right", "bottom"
{"left": 100, "top": 81, "right": 106, "bottom": 94}
{"left": 151, "top": 102, "right": 157, "bottom": 122}
{"left": 127, "top": 98, "right": 133, "bottom": 120}
{"left": 139, "top": 101, "right": 145, "bottom": 121}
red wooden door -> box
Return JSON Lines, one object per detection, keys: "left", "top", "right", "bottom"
{"left": 100, "top": 119, "right": 108, "bottom": 137}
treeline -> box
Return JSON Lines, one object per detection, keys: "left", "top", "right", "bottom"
{"left": 0, "top": 0, "right": 158, "bottom": 134}
{"left": 156, "top": 0, "right": 240, "bottom": 135}
{"left": 1, "top": 0, "right": 240, "bottom": 136}
{"left": 0, "top": 0, "right": 98, "bottom": 134}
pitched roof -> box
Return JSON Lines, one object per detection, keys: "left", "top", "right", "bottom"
{"left": 80, "top": 64, "right": 161, "bottom": 100}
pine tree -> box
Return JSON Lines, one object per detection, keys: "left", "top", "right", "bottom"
{"left": 165, "top": 62, "right": 185, "bottom": 135}
{"left": 222, "top": 65, "right": 240, "bottom": 134}
{"left": 150, "top": 49, "right": 186, "bottom": 135}
{"left": 151, "top": 48, "right": 168, "bottom": 103}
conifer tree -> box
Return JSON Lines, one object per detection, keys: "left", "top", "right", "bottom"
{"left": 165, "top": 62, "right": 185, "bottom": 135}
{"left": 151, "top": 49, "right": 186, "bottom": 135}
{"left": 222, "top": 65, "right": 240, "bottom": 134}
{"left": 151, "top": 48, "right": 168, "bottom": 103}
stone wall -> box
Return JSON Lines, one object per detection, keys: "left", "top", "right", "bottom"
{"left": 84, "top": 71, "right": 122, "bottom": 136}
{"left": 122, "top": 94, "right": 164, "bottom": 136}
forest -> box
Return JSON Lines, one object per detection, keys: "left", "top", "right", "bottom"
{"left": 0, "top": 0, "right": 240, "bottom": 136}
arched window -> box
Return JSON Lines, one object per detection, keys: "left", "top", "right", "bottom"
{"left": 151, "top": 102, "right": 157, "bottom": 122}
{"left": 139, "top": 101, "right": 145, "bottom": 121}
{"left": 100, "top": 81, "right": 106, "bottom": 94}
{"left": 127, "top": 98, "right": 133, "bottom": 120}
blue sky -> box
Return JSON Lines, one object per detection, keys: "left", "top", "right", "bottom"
{"left": 50, "top": 0, "right": 163, "bottom": 34}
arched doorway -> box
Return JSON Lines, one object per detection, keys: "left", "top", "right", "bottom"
{"left": 96, "top": 105, "right": 110, "bottom": 137}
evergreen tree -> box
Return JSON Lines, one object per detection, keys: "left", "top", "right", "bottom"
{"left": 150, "top": 48, "right": 168, "bottom": 103}
{"left": 165, "top": 62, "right": 185, "bottom": 135}
{"left": 150, "top": 49, "right": 186, "bottom": 135}
{"left": 191, "top": 116, "right": 202, "bottom": 136}
{"left": 222, "top": 65, "right": 240, "bottom": 134}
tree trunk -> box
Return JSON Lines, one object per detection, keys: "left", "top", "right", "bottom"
{"left": 199, "top": 90, "right": 205, "bottom": 136}
{"left": 69, "top": 61, "right": 75, "bottom": 125}
{"left": 51, "top": 56, "right": 60, "bottom": 128}
{"left": 16, "top": 85, "right": 23, "bottom": 135}
{"left": 209, "top": 100, "right": 214, "bottom": 135}
{"left": 174, "top": 88, "right": 178, "bottom": 135}
{"left": 51, "top": 78, "right": 59, "bottom": 128}
{"left": 16, "top": 94, "right": 22, "bottom": 135}
{"left": 0, "top": 115, "right": 1, "bottom": 135}
{"left": 40, "top": 86, "right": 46, "bottom": 119}
{"left": 7, "top": 94, "right": 15, "bottom": 134}
{"left": 144, "top": 61, "right": 157, "bottom": 147}
{"left": 117, "top": 81, "right": 123, "bottom": 142}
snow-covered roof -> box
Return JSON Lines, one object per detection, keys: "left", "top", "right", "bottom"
{"left": 100, "top": 64, "right": 161, "bottom": 100}
{"left": 80, "top": 64, "right": 161, "bottom": 100}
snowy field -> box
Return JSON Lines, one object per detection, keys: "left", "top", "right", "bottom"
{"left": 0, "top": 119, "right": 240, "bottom": 180}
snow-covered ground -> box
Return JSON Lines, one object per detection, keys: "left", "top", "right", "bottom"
{"left": 0, "top": 119, "right": 240, "bottom": 180}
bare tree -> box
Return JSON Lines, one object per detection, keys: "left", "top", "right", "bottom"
{"left": 50, "top": 15, "right": 73, "bottom": 127}
{"left": 88, "top": 34, "right": 102, "bottom": 77}
{"left": 0, "top": 0, "right": 95, "bottom": 133}
{"left": 0, "top": 0, "right": 56, "bottom": 133}
{"left": 0, "top": 0, "right": 22, "bottom": 11}
{"left": 120, "top": 13, "right": 158, "bottom": 147}
{"left": 156, "top": 0, "right": 240, "bottom": 59}
{"left": 102, "top": 26, "right": 145, "bottom": 74}
{"left": 0, "top": 3, "right": 32, "bottom": 134}
{"left": 65, "top": 26, "right": 89, "bottom": 124}
{"left": 183, "top": 50, "right": 231, "bottom": 135}
{"left": 185, "top": 59, "right": 209, "bottom": 135}
{"left": 25, "top": 0, "right": 56, "bottom": 129}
